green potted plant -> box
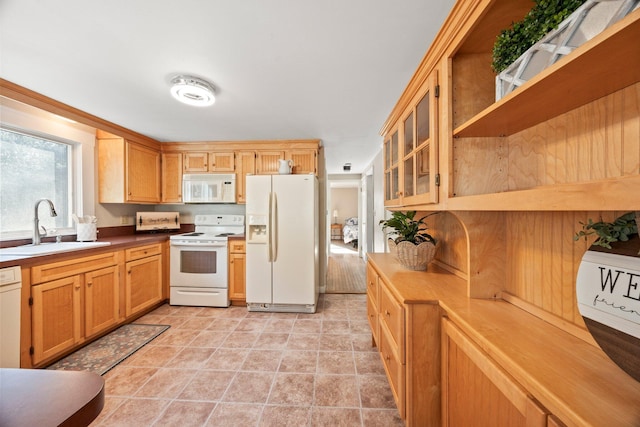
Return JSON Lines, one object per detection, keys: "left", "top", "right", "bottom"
{"left": 380, "top": 211, "right": 439, "bottom": 270}
{"left": 574, "top": 211, "right": 639, "bottom": 250}
{"left": 492, "top": 0, "right": 586, "bottom": 73}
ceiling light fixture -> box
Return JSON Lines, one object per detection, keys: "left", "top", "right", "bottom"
{"left": 170, "top": 75, "right": 216, "bottom": 107}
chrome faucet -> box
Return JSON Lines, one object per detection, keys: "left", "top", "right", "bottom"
{"left": 33, "top": 198, "right": 57, "bottom": 245}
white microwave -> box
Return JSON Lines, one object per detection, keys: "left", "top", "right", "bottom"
{"left": 182, "top": 173, "right": 236, "bottom": 203}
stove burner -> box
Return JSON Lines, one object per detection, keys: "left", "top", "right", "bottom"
{"left": 215, "top": 233, "right": 237, "bottom": 237}
{"left": 182, "top": 232, "right": 204, "bottom": 237}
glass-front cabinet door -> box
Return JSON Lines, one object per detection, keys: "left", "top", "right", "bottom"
{"left": 384, "top": 70, "right": 439, "bottom": 207}
{"left": 384, "top": 129, "right": 401, "bottom": 206}
{"left": 400, "top": 72, "right": 438, "bottom": 206}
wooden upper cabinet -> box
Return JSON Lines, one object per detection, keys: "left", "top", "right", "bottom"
{"left": 256, "top": 151, "right": 285, "bottom": 174}
{"left": 184, "top": 151, "right": 235, "bottom": 172}
{"left": 183, "top": 152, "right": 209, "bottom": 172}
{"left": 126, "top": 142, "right": 162, "bottom": 203}
{"left": 209, "top": 152, "right": 235, "bottom": 171}
{"left": 384, "top": 69, "right": 439, "bottom": 208}
{"left": 97, "top": 133, "right": 161, "bottom": 204}
{"left": 384, "top": 130, "right": 401, "bottom": 206}
{"left": 287, "top": 150, "right": 317, "bottom": 174}
{"left": 236, "top": 151, "right": 256, "bottom": 204}
{"left": 161, "top": 152, "right": 182, "bottom": 203}
{"left": 404, "top": 71, "right": 439, "bottom": 206}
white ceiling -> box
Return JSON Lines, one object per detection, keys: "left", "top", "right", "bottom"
{"left": 0, "top": 0, "right": 455, "bottom": 174}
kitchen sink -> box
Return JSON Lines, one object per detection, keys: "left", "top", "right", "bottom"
{"left": 0, "top": 241, "right": 111, "bottom": 257}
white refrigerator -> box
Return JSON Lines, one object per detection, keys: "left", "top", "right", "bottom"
{"left": 245, "top": 174, "right": 319, "bottom": 313}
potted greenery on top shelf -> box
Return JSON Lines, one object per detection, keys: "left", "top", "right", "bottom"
{"left": 380, "top": 211, "right": 439, "bottom": 271}
{"left": 492, "top": 0, "right": 586, "bottom": 73}
{"left": 493, "top": 0, "right": 638, "bottom": 100}
{"left": 574, "top": 211, "right": 639, "bottom": 252}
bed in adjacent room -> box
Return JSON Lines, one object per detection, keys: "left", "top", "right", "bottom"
{"left": 342, "top": 217, "right": 358, "bottom": 247}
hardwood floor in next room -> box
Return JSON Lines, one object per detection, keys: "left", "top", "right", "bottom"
{"left": 326, "top": 241, "right": 366, "bottom": 294}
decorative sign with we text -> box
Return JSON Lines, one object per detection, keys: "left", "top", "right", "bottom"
{"left": 577, "top": 250, "right": 640, "bottom": 340}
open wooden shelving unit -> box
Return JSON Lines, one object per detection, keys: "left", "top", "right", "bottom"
{"left": 374, "top": 0, "right": 640, "bottom": 425}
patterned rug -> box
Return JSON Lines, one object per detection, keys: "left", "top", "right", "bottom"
{"left": 47, "top": 324, "right": 170, "bottom": 375}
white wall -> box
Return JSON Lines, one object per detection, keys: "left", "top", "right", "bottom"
{"left": 368, "top": 149, "right": 387, "bottom": 253}
{"left": 330, "top": 187, "right": 358, "bottom": 225}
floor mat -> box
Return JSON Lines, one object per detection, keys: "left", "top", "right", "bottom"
{"left": 47, "top": 323, "right": 170, "bottom": 375}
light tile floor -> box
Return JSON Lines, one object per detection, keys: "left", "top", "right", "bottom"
{"left": 91, "top": 294, "right": 403, "bottom": 426}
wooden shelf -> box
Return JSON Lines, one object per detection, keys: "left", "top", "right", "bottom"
{"left": 453, "top": 9, "right": 640, "bottom": 138}
{"left": 444, "top": 175, "right": 640, "bottom": 211}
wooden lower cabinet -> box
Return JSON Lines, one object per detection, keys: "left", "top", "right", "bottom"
{"left": 229, "top": 239, "right": 246, "bottom": 304}
{"left": 367, "top": 260, "right": 442, "bottom": 426}
{"left": 366, "top": 263, "right": 379, "bottom": 344}
{"left": 441, "top": 319, "right": 549, "bottom": 427}
{"left": 32, "top": 275, "right": 82, "bottom": 365}
{"left": 28, "top": 242, "right": 166, "bottom": 367}
{"left": 31, "top": 264, "right": 119, "bottom": 366}
{"left": 85, "top": 266, "right": 120, "bottom": 337}
{"left": 125, "top": 244, "right": 163, "bottom": 317}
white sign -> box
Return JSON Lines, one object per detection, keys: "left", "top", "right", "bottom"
{"left": 577, "top": 250, "right": 640, "bottom": 340}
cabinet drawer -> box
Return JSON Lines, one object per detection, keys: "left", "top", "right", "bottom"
{"left": 366, "top": 263, "right": 378, "bottom": 303}
{"left": 379, "top": 281, "right": 404, "bottom": 361}
{"left": 379, "top": 319, "right": 405, "bottom": 418}
{"left": 229, "top": 240, "right": 246, "bottom": 253}
{"left": 31, "top": 251, "right": 119, "bottom": 284}
{"left": 125, "top": 243, "right": 162, "bottom": 261}
{"left": 367, "top": 294, "right": 379, "bottom": 344}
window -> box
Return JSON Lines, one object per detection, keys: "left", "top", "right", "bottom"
{"left": 0, "top": 128, "right": 74, "bottom": 236}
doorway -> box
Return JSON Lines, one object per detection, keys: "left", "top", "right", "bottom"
{"left": 326, "top": 180, "right": 366, "bottom": 293}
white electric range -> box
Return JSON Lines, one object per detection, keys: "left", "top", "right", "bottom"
{"left": 169, "top": 214, "right": 245, "bottom": 307}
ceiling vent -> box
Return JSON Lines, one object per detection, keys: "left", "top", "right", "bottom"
{"left": 343, "top": 163, "right": 351, "bottom": 172}
{"left": 170, "top": 75, "right": 216, "bottom": 107}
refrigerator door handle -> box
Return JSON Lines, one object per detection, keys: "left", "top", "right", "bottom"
{"left": 268, "top": 191, "right": 273, "bottom": 262}
{"left": 271, "top": 191, "right": 278, "bottom": 262}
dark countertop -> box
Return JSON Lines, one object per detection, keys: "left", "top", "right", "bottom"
{"left": 0, "top": 233, "right": 174, "bottom": 269}
{"left": 0, "top": 368, "right": 104, "bottom": 427}
{"left": 0, "top": 231, "right": 246, "bottom": 269}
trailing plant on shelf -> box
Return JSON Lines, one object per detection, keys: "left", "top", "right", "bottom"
{"left": 380, "top": 210, "right": 438, "bottom": 245}
{"left": 492, "top": 0, "right": 586, "bottom": 73}
{"left": 574, "top": 211, "right": 639, "bottom": 249}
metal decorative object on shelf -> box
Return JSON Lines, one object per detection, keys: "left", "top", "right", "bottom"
{"left": 496, "top": 0, "right": 639, "bottom": 100}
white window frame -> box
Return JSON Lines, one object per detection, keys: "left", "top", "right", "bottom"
{"left": 0, "top": 125, "right": 80, "bottom": 241}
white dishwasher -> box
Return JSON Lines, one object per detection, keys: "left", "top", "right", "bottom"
{"left": 0, "top": 265, "right": 22, "bottom": 368}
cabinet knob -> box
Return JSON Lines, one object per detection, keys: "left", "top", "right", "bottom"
{"left": 87, "top": 281, "right": 92, "bottom": 287}
{"left": 385, "top": 354, "right": 390, "bottom": 361}
{"left": 385, "top": 310, "right": 390, "bottom": 316}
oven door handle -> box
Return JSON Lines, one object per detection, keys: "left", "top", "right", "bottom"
{"left": 170, "top": 241, "right": 227, "bottom": 248}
